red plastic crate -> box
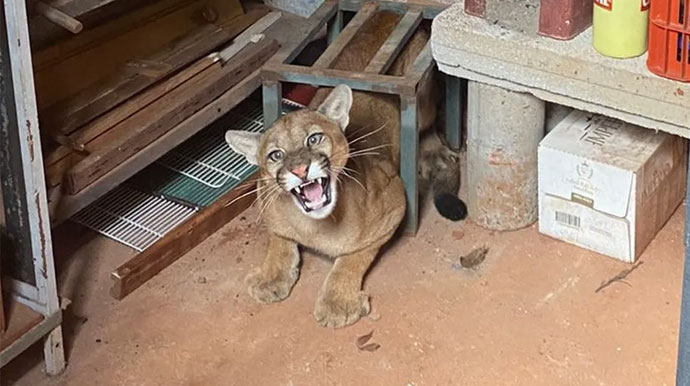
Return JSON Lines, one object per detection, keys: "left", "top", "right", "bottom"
{"left": 648, "top": 0, "right": 690, "bottom": 82}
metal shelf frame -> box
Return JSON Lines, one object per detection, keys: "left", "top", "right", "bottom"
{"left": 1, "top": 0, "right": 65, "bottom": 375}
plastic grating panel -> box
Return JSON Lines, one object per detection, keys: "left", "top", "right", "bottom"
{"left": 72, "top": 98, "right": 304, "bottom": 250}
{"left": 133, "top": 98, "right": 304, "bottom": 208}
{"left": 71, "top": 185, "right": 198, "bottom": 252}
{"left": 156, "top": 98, "right": 304, "bottom": 188}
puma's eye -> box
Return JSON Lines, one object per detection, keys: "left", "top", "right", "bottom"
{"left": 268, "top": 150, "right": 284, "bottom": 162}
{"left": 306, "top": 133, "right": 323, "bottom": 147}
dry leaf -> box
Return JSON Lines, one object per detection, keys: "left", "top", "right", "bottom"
{"left": 460, "top": 246, "right": 489, "bottom": 269}
{"left": 356, "top": 330, "right": 374, "bottom": 347}
{"left": 359, "top": 343, "right": 381, "bottom": 352}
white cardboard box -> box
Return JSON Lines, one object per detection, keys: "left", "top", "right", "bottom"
{"left": 538, "top": 111, "right": 687, "bottom": 263}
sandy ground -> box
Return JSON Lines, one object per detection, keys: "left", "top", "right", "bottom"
{"left": 2, "top": 198, "right": 684, "bottom": 386}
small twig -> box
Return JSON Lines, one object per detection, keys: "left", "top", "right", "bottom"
{"left": 595, "top": 261, "right": 643, "bottom": 293}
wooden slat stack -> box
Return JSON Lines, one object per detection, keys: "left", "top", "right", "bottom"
{"left": 34, "top": 0, "right": 276, "bottom": 200}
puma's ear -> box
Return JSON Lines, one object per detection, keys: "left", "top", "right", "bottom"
{"left": 317, "top": 84, "right": 353, "bottom": 131}
{"left": 225, "top": 130, "right": 261, "bottom": 165}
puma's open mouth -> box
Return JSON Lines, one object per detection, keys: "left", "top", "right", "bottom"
{"left": 290, "top": 176, "right": 331, "bottom": 212}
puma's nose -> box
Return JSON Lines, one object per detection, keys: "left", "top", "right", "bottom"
{"left": 291, "top": 164, "right": 309, "bottom": 179}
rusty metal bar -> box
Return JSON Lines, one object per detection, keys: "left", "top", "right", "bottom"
{"left": 364, "top": 9, "right": 423, "bottom": 74}
{"left": 262, "top": 63, "right": 415, "bottom": 95}
{"left": 313, "top": 1, "right": 378, "bottom": 69}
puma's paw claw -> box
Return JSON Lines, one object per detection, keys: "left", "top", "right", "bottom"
{"left": 245, "top": 268, "right": 295, "bottom": 304}
{"left": 313, "top": 291, "right": 370, "bottom": 328}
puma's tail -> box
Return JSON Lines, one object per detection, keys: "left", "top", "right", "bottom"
{"left": 431, "top": 166, "right": 467, "bottom": 221}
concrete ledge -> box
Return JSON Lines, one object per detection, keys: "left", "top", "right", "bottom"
{"left": 430, "top": 3, "right": 690, "bottom": 138}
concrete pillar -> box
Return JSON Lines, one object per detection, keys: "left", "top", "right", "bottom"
{"left": 466, "top": 81, "right": 545, "bottom": 231}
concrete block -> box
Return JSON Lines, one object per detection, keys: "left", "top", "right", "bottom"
{"left": 485, "top": 0, "right": 540, "bottom": 35}
{"left": 430, "top": 3, "right": 690, "bottom": 138}
{"left": 466, "top": 81, "right": 544, "bottom": 231}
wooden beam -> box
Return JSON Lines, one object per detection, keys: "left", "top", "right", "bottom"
{"left": 52, "top": 71, "right": 263, "bottom": 223}
{"left": 262, "top": 62, "right": 415, "bottom": 95}
{"left": 312, "top": 1, "right": 378, "bottom": 69}
{"left": 109, "top": 178, "right": 257, "bottom": 300}
{"left": 271, "top": 0, "right": 337, "bottom": 64}
{"left": 364, "top": 9, "right": 423, "bottom": 74}
{"left": 218, "top": 11, "right": 281, "bottom": 63}
{"left": 50, "top": 8, "right": 332, "bottom": 224}
{"left": 42, "top": 8, "right": 264, "bottom": 136}
{"left": 64, "top": 39, "right": 280, "bottom": 195}
{"left": 406, "top": 40, "right": 435, "bottom": 86}
{"left": 42, "top": 8, "right": 268, "bottom": 167}
{"left": 34, "top": 1, "right": 83, "bottom": 34}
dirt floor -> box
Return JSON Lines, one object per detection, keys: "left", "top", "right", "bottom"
{"left": 2, "top": 198, "right": 685, "bottom": 386}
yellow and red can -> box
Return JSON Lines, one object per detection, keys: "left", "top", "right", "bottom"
{"left": 593, "top": 0, "right": 650, "bottom": 58}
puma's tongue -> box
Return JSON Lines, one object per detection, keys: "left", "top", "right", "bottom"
{"left": 303, "top": 181, "right": 323, "bottom": 202}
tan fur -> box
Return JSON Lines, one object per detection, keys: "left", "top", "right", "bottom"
{"left": 231, "top": 12, "right": 439, "bottom": 329}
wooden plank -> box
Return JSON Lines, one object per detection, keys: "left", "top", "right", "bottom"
{"left": 0, "top": 300, "right": 43, "bottom": 351}
{"left": 44, "top": 52, "right": 221, "bottom": 167}
{"left": 64, "top": 39, "right": 280, "bottom": 195}
{"left": 110, "top": 178, "right": 257, "bottom": 299}
{"left": 408, "top": 40, "right": 433, "bottom": 76}
{"left": 312, "top": 1, "right": 378, "bottom": 69}
{"left": 262, "top": 62, "right": 415, "bottom": 95}
{"left": 218, "top": 11, "right": 281, "bottom": 63}
{"left": 270, "top": 0, "right": 337, "bottom": 64}
{"left": 45, "top": 55, "right": 217, "bottom": 187}
{"left": 43, "top": 9, "right": 262, "bottom": 136}
{"left": 34, "top": 1, "right": 83, "bottom": 34}
{"left": 33, "top": 0, "right": 244, "bottom": 110}
{"left": 51, "top": 7, "right": 331, "bottom": 224}
{"left": 29, "top": 0, "right": 143, "bottom": 50}
{"left": 364, "top": 9, "right": 422, "bottom": 74}
{"left": 338, "top": 0, "right": 447, "bottom": 19}
{"left": 42, "top": 8, "right": 268, "bottom": 165}
{"left": 43, "top": 55, "right": 219, "bottom": 185}
{"left": 53, "top": 71, "right": 263, "bottom": 223}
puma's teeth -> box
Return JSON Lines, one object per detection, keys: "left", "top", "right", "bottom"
{"left": 317, "top": 177, "right": 323, "bottom": 184}
{"left": 294, "top": 186, "right": 301, "bottom": 194}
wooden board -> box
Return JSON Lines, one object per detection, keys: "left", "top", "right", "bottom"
{"left": 29, "top": 0, "right": 144, "bottom": 50}
{"left": 33, "top": 0, "right": 244, "bottom": 110}
{"left": 0, "top": 300, "right": 44, "bottom": 351}
{"left": 364, "top": 9, "right": 423, "bottom": 74}
{"left": 43, "top": 7, "right": 267, "bottom": 136}
{"left": 110, "top": 177, "right": 257, "bottom": 299}
{"left": 41, "top": 7, "right": 269, "bottom": 169}
{"left": 64, "top": 38, "right": 280, "bottom": 195}
{"left": 312, "top": 1, "right": 378, "bottom": 69}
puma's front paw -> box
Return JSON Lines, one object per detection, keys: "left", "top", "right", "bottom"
{"left": 245, "top": 268, "right": 297, "bottom": 304}
{"left": 313, "top": 290, "right": 371, "bottom": 328}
